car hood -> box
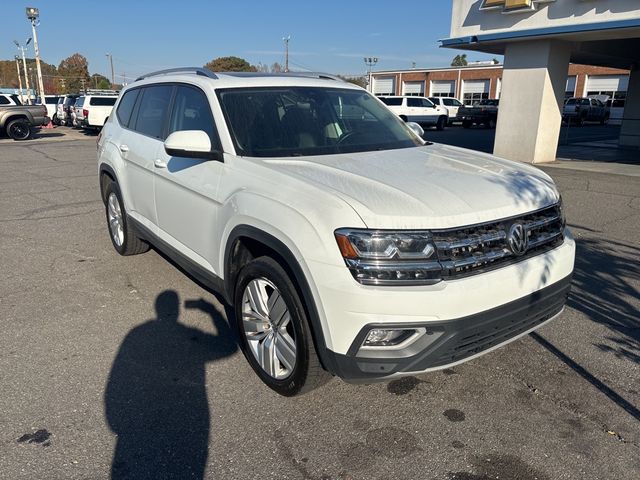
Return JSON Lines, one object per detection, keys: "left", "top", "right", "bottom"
{"left": 262, "top": 143, "right": 559, "bottom": 229}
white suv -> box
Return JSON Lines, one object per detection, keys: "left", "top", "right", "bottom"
{"left": 97, "top": 68, "right": 575, "bottom": 396}
{"left": 78, "top": 91, "right": 119, "bottom": 129}
{"left": 379, "top": 95, "right": 449, "bottom": 130}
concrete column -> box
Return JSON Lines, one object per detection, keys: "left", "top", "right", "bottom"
{"left": 619, "top": 65, "right": 640, "bottom": 148}
{"left": 494, "top": 40, "right": 571, "bottom": 164}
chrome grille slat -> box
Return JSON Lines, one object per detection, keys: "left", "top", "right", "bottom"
{"left": 432, "top": 204, "right": 564, "bottom": 279}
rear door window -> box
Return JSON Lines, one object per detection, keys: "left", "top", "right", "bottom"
{"left": 132, "top": 85, "right": 173, "bottom": 139}
{"left": 407, "top": 98, "right": 422, "bottom": 107}
{"left": 0, "top": 96, "right": 10, "bottom": 105}
{"left": 379, "top": 97, "right": 402, "bottom": 106}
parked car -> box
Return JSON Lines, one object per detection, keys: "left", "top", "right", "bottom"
{"left": 563, "top": 97, "right": 609, "bottom": 126}
{"left": 97, "top": 68, "right": 575, "bottom": 396}
{"left": 0, "top": 93, "right": 24, "bottom": 106}
{"left": 0, "top": 100, "right": 48, "bottom": 140}
{"left": 428, "top": 96, "right": 464, "bottom": 124}
{"left": 459, "top": 99, "right": 499, "bottom": 128}
{"left": 36, "top": 95, "right": 61, "bottom": 124}
{"left": 379, "top": 95, "right": 448, "bottom": 130}
{"left": 78, "top": 91, "right": 119, "bottom": 130}
{"left": 71, "top": 96, "right": 85, "bottom": 127}
{"left": 57, "top": 94, "right": 80, "bottom": 126}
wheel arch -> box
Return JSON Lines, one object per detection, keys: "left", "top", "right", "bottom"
{"left": 223, "top": 224, "right": 337, "bottom": 375}
{"left": 98, "top": 163, "right": 118, "bottom": 204}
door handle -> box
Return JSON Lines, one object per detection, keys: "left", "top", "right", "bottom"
{"left": 119, "top": 144, "right": 129, "bottom": 153}
{"left": 154, "top": 159, "right": 167, "bottom": 169}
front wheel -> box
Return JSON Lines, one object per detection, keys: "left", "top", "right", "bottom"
{"left": 436, "top": 116, "right": 447, "bottom": 131}
{"left": 6, "top": 119, "right": 32, "bottom": 140}
{"left": 235, "top": 257, "right": 327, "bottom": 396}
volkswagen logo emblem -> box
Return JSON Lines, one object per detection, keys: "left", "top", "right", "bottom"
{"left": 508, "top": 223, "right": 528, "bottom": 256}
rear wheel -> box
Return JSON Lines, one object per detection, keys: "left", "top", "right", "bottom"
{"left": 6, "top": 119, "right": 32, "bottom": 140}
{"left": 103, "top": 181, "right": 149, "bottom": 256}
{"left": 235, "top": 256, "right": 327, "bottom": 396}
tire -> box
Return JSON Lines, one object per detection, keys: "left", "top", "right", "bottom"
{"left": 600, "top": 115, "right": 609, "bottom": 126}
{"left": 487, "top": 118, "right": 497, "bottom": 129}
{"left": 462, "top": 120, "right": 472, "bottom": 129}
{"left": 436, "top": 116, "right": 447, "bottom": 131}
{"left": 235, "top": 256, "right": 327, "bottom": 396}
{"left": 103, "top": 181, "right": 149, "bottom": 256}
{"left": 6, "top": 119, "right": 32, "bottom": 140}
{"left": 578, "top": 115, "right": 585, "bottom": 127}
{"left": 52, "top": 114, "right": 58, "bottom": 125}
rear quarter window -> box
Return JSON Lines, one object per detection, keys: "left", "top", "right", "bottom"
{"left": 90, "top": 97, "right": 117, "bottom": 106}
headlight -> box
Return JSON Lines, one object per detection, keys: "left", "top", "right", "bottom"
{"left": 334, "top": 229, "right": 442, "bottom": 286}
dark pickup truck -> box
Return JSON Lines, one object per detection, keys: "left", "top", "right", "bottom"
{"left": 562, "top": 97, "right": 609, "bottom": 126}
{"left": 0, "top": 98, "right": 49, "bottom": 140}
{"left": 459, "top": 99, "right": 499, "bottom": 129}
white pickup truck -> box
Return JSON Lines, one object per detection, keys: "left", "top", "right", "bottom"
{"left": 379, "top": 96, "right": 449, "bottom": 130}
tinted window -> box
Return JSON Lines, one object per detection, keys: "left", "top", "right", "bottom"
{"left": 133, "top": 85, "right": 173, "bottom": 139}
{"left": 168, "top": 85, "right": 215, "bottom": 142}
{"left": 580, "top": 99, "right": 590, "bottom": 106}
{"left": 116, "top": 89, "right": 140, "bottom": 128}
{"left": 379, "top": 97, "right": 402, "bottom": 106}
{"left": 10, "top": 95, "right": 22, "bottom": 105}
{"left": 45, "top": 97, "right": 59, "bottom": 104}
{"left": 420, "top": 98, "right": 434, "bottom": 108}
{"left": 90, "top": 97, "right": 117, "bottom": 106}
{"left": 407, "top": 98, "right": 422, "bottom": 107}
{"left": 0, "top": 96, "right": 9, "bottom": 105}
{"left": 442, "top": 98, "right": 456, "bottom": 106}
{"left": 75, "top": 98, "right": 85, "bottom": 107}
{"left": 428, "top": 97, "right": 439, "bottom": 104}
{"left": 64, "top": 97, "right": 78, "bottom": 106}
{"left": 566, "top": 98, "right": 576, "bottom": 105}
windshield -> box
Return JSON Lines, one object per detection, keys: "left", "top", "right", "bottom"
{"left": 217, "top": 87, "right": 422, "bottom": 157}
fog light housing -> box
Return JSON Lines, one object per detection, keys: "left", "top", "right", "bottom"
{"left": 363, "top": 328, "right": 416, "bottom": 347}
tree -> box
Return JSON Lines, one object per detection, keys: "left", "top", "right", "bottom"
{"left": 91, "top": 73, "right": 111, "bottom": 89}
{"left": 338, "top": 76, "right": 367, "bottom": 88}
{"left": 58, "top": 53, "right": 91, "bottom": 92}
{"left": 451, "top": 54, "right": 468, "bottom": 67}
{"left": 204, "top": 56, "right": 257, "bottom": 72}
{"left": 492, "top": 58, "right": 500, "bottom": 65}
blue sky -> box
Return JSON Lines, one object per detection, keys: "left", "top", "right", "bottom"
{"left": 1, "top": 1, "right": 497, "bottom": 82}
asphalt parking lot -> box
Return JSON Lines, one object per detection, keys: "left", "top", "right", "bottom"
{"left": 0, "top": 130, "right": 638, "bottom": 480}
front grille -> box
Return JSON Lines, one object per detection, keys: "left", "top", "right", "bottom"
{"left": 432, "top": 203, "right": 564, "bottom": 279}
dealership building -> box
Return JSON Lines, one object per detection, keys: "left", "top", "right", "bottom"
{"left": 373, "top": 0, "right": 640, "bottom": 164}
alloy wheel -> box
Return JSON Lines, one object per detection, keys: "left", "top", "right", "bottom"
{"left": 107, "top": 192, "right": 124, "bottom": 247}
{"left": 242, "top": 278, "right": 297, "bottom": 379}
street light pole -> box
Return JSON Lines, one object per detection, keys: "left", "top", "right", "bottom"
{"left": 106, "top": 53, "right": 115, "bottom": 86}
{"left": 14, "top": 40, "right": 32, "bottom": 104}
{"left": 363, "top": 57, "right": 378, "bottom": 93}
{"left": 283, "top": 36, "right": 290, "bottom": 73}
{"left": 26, "top": 7, "right": 46, "bottom": 102}
{"left": 14, "top": 56, "right": 25, "bottom": 104}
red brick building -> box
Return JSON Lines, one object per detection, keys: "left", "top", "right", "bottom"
{"left": 371, "top": 63, "right": 630, "bottom": 122}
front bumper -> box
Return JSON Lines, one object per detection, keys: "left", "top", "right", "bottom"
{"left": 330, "top": 274, "right": 571, "bottom": 381}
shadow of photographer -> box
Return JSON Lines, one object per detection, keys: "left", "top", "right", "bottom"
{"left": 105, "top": 290, "right": 238, "bottom": 480}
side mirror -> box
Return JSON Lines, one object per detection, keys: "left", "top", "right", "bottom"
{"left": 406, "top": 122, "right": 424, "bottom": 138}
{"left": 164, "top": 130, "right": 221, "bottom": 161}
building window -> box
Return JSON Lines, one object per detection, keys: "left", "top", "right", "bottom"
{"left": 463, "top": 92, "right": 489, "bottom": 105}
{"left": 587, "top": 90, "right": 625, "bottom": 108}
{"left": 431, "top": 91, "right": 455, "bottom": 98}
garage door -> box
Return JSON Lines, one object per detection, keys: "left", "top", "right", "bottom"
{"left": 586, "top": 75, "right": 628, "bottom": 92}
{"left": 373, "top": 77, "right": 395, "bottom": 96}
{"left": 586, "top": 74, "right": 629, "bottom": 124}
{"left": 403, "top": 81, "right": 425, "bottom": 96}
{"left": 430, "top": 80, "right": 455, "bottom": 97}
{"left": 462, "top": 79, "right": 489, "bottom": 105}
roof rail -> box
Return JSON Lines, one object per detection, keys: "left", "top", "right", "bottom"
{"left": 135, "top": 67, "right": 218, "bottom": 82}
{"left": 220, "top": 71, "right": 345, "bottom": 82}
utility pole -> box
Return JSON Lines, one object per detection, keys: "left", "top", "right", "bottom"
{"left": 14, "top": 40, "right": 32, "bottom": 104}
{"left": 363, "top": 57, "right": 378, "bottom": 93}
{"left": 283, "top": 35, "right": 290, "bottom": 73}
{"left": 26, "top": 7, "right": 46, "bottom": 101}
{"left": 106, "top": 53, "right": 115, "bottom": 86}
{"left": 14, "top": 56, "right": 25, "bottom": 104}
